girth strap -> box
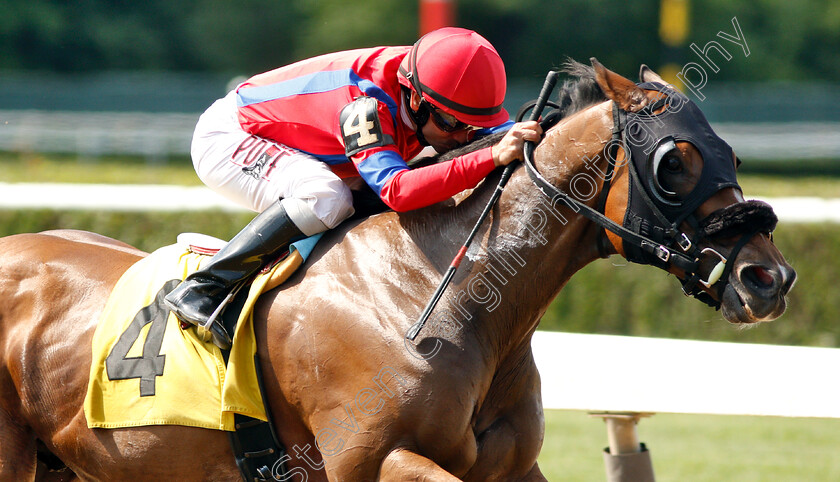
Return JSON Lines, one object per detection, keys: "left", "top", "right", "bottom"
{"left": 219, "top": 289, "right": 290, "bottom": 481}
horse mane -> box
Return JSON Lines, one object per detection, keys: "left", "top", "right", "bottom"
{"left": 555, "top": 58, "right": 607, "bottom": 120}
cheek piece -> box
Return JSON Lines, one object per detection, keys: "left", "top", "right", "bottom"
{"left": 700, "top": 200, "right": 778, "bottom": 239}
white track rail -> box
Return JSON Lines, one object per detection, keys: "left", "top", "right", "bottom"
{"left": 0, "top": 183, "right": 837, "bottom": 223}
{"left": 532, "top": 331, "right": 840, "bottom": 418}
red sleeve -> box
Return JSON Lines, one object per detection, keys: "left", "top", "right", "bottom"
{"left": 378, "top": 146, "right": 497, "bottom": 212}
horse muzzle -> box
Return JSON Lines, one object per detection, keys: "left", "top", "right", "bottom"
{"left": 697, "top": 201, "right": 796, "bottom": 323}
{"left": 720, "top": 256, "right": 796, "bottom": 324}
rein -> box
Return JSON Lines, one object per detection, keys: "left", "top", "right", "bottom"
{"left": 406, "top": 71, "right": 560, "bottom": 341}
{"left": 522, "top": 87, "right": 776, "bottom": 308}
{"left": 407, "top": 71, "right": 777, "bottom": 342}
{"left": 522, "top": 97, "right": 701, "bottom": 271}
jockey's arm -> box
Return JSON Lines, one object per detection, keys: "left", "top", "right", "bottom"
{"left": 351, "top": 120, "right": 541, "bottom": 212}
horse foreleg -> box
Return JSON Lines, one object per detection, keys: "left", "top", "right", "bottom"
{"left": 35, "top": 462, "right": 77, "bottom": 482}
{"left": 520, "top": 462, "right": 548, "bottom": 481}
{"left": 0, "top": 410, "right": 37, "bottom": 481}
{"left": 463, "top": 366, "right": 546, "bottom": 481}
{"left": 379, "top": 448, "right": 461, "bottom": 481}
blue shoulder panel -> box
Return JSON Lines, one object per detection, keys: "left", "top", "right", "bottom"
{"left": 355, "top": 150, "right": 408, "bottom": 196}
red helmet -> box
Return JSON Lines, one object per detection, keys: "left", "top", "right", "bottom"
{"left": 398, "top": 27, "right": 509, "bottom": 128}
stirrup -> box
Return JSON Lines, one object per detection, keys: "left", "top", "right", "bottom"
{"left": 197, "top": 279, "right": 249, "bottom": 350}
{"left": 166, "top": 290, "right": 234, "bottom": 350}
{"left": 196, "top": 319, "right": 233, "bottom": 351}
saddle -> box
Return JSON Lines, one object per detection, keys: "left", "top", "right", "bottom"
{"left": 84, "top": 232, "right": 322, "bottom": 480}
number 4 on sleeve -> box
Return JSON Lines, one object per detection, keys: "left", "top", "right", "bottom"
{"left": 339, "top": 96, "right": 394, "bottom": 157}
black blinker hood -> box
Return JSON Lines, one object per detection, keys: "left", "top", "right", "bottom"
{"left": 622, "top": 82, "right": 741, "bottom": 266}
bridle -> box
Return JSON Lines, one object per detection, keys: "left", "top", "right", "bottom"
{"left": 407, "top": 73, "right": 778, "bottom": 342}
{"left": 522, "top": 81, "right": 778, "bottom": 309}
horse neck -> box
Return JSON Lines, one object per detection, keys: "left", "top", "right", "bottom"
{"left": 456, "top": 101, "right": 616, "bottom": 360}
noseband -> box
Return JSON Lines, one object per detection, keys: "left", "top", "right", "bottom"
{"left": 523, "top": 82, "right": 777, "bottom": 309}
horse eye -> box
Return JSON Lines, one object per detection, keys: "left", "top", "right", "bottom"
{"left": 655, "top": 152, "right": 681, "bottom": 198}
{"left": 662, "top": 154, "right": 682, "bottom": 173}
{"left": 649, "top": 139, "right": 681, "bottom": 203}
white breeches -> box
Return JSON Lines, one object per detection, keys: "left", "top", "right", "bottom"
{"left": 190, "top": 90, "right": 355, "bottom": 236}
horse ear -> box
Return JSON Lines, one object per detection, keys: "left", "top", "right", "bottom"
{"left": 639, "top": 64, "right": 672, "bottom": 87}
{"left": 591, "top": 57, "right": 649, "bottom": 113}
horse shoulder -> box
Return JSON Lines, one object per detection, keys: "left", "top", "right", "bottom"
{"left": 259, "top": 209, "right": 544, "bottom": 478}
{"left": 254, "top": 214, "right": 489, "bottom": 476}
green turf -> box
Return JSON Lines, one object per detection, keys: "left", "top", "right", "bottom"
{"left": 738, "top": 174, "right": 840, "bottom": 198}
{"left": 539, "top": 410, "right": 840, "bottom": 481}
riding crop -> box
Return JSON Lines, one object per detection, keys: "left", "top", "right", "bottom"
{"left": 406, "top": 70, "right": 560, "bottom": 341}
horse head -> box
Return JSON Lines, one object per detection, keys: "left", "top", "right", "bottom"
{"left": 578, "top": 59, "right": 796, "bottom": 324}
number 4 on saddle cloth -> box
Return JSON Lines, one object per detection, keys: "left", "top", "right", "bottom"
{"left": 84, "top": 232, "right": 322, "bottom": 431}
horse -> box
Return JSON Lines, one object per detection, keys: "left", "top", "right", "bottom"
{"left": 0, "top": 60, "right": 795, "bottom": 481}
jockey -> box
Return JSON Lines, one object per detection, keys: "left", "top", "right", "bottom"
{"left": 164, "top": 27, "right": 543, "bottom": 348}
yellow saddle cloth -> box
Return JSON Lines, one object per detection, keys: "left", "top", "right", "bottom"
{"left": 84, "top": 234, "right": 319, "bottom": 431}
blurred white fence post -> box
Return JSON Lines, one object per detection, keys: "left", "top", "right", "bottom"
{"left": 531, "top": 331, "right": 840, "bottom": 480}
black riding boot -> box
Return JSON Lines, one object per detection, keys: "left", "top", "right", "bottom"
{"left": 164, "top": 200, "right": 305, "bottom": 349}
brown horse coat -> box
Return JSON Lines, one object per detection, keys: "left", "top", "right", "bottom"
{"left": 0, "top": 62, "right": 794, "bottom": 481}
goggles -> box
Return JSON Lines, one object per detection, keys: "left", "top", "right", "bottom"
{"left": 425, "top": 101, "right": 480, "bottom": 133}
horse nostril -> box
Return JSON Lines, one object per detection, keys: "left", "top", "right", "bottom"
{"left": 750, "top": 266, "right": 775, "bottom": 288}
{"left": 743, "top": 264, "right": 796, "bottom": 297}
{"left": 741, "top": 265, "right": 777, "bottom": 293}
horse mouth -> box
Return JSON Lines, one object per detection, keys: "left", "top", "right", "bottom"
{"left": 720, "top": 263, "right": 796, "bottom": 324}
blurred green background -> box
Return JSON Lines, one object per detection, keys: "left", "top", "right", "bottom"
{"left": 3, "top": 0, "right": 839, "bottom": 80}
{"left": 2, "top": 0, "right": 840, "bottom": 118}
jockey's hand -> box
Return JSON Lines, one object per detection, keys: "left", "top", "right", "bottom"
{"left": 491, "top": 121, "right": 543, "bottom": 167}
